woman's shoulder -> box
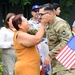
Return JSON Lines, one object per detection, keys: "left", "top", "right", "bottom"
{"left": 14, "top": 31, "right": 26, "bottom": 39}
{"left": 0, "top": 27, "right": 7, "bottom": 31}
{"left": 0, "top": 27, "right": 7, "bottom": 35}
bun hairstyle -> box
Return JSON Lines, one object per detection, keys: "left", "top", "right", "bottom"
{"left": 12, "top": 14, "right": 23, "bottom": 30}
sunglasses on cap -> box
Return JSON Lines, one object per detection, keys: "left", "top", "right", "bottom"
{"left": 33, "top": 9, "right": 39, "bottom": 12}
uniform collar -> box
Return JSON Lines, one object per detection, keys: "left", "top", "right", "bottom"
{"left": 48, "top": 15, "right": 56, "bottom": 26}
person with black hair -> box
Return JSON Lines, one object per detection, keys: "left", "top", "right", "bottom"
{"left": 38, "top": 3, "right": 73, "bottom": 75}
{"left": 52, "top": 3, "right": 61, "bottom": 16}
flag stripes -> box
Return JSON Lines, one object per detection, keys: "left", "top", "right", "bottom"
{"left": 55, "top": 45, "right": 75, "bottom": 70}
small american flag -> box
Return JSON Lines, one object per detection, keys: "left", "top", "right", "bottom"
{"left": 55, "top": 36, "right": 75, "bottom": 70}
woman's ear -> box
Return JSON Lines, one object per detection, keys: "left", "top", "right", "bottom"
{"left": 18, "top": 24, "right": 21, "bottom": 29}
{"left": 7, "top": 21, "right": 9, "bottom": 24}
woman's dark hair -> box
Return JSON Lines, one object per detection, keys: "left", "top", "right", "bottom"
{"left": 52, "top": 3, "right": 60, "bottom": 10}
{"left": 12, "top": 14, "right": 23, "bottom": 30}
{"left": 4, "top": 13, "right": 15, "bottom": 28}
{"left": 40, "top": 3, "right": 54, "bottom": 11}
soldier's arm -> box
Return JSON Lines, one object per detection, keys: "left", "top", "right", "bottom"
{"left": 27, "top": 29, "right": 38, "bottom": 35}
{"left": 27, "top": 28, "right": 46, "bottom": 37}
{"left": 49, "top": 21, "right": 73, "bottom": 59}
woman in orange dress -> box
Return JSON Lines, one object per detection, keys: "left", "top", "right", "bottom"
{"left": 12, "top": 14, "right": 48, "bottom": 75}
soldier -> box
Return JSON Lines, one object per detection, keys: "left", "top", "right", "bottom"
{"left": 38, "top": 3, "right": 74, "bottom": 75}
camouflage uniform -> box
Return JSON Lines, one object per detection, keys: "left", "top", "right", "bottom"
{"left": 45, "top": 16, "right": 75, "bottom": 75}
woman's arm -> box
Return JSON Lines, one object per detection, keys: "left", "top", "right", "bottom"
{"left": 17, "top": 24, "right": 45, "bottom": 47}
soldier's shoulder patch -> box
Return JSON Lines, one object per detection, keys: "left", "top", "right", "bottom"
{"left": 61, "top": 31, "right": 66, "bottom": 35}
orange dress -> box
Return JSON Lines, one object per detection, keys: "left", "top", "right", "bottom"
{"left": 14, "top": 32, "right": 40, "bottom": 75}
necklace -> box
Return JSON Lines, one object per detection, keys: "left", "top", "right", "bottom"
{"left": 9, "top": 28, "right": 16, "bottom": 32}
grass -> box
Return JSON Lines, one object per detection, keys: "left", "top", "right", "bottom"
{"left": 0, "top": 49, "right": 4, "bottom": 75}
{"left": 0, "top": 49, "right": 2, "bottom": 62}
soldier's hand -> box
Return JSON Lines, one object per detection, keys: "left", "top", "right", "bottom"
{"left": 40, "top": 15, "right": 49, "bottom": 26}
{"left": 44, "top": 55, "right": 52, "bottom": 66}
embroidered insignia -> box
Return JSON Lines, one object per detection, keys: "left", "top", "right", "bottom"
{"left": 62, "top": 31, "right": 66, "bottom": 35}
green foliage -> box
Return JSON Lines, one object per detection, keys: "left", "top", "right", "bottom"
{"left": 0, "top": 64, "right": 4, "bottom": 75}
{"left": 0, "top": 49, "right": 2, "bottom": 62}
{"left": 9, "top": 0, "right": 75, "bottom": 22}
{"left": 60, "top": 0, "right": 75, "bottom": 21}
{"left": 9, "top": 0, "right": 41, "bottom": 9}
{"left": 9, "top": 0, "right": 31, "bottom": 8}
{"left": 0, "top": 49, "right": 4, "bottom": 75}
{"left": 9, "top": 0, "right": 42, "bottom": 8}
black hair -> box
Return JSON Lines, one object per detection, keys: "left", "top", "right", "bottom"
{"left": 52, "top": 3, "right": 60, "bottom": 10}
{"left": 40, "top": 3, "right": 54, "bottom": 11}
